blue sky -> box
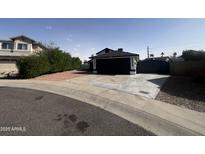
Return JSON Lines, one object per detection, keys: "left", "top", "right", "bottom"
{"left": 1, "top": 18, "right": 205, "bottom": 60}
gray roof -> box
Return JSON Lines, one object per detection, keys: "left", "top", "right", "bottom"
{"left": 0, "top": 35, "right": 36, "bottom": 43}
{"left": 10, "top": 35, "right": 36, "bottom": 42}
{"left": 0, "top": 40, "right": 12, "bottom": 42}
{"left": 96, "top": 48, "right": 115, "bottom": 55}
{"left": 0, "top": 35, "right": 47, "bottom": 49}
{"left": 92, "top": 48, "right": 139, "bottom": 59}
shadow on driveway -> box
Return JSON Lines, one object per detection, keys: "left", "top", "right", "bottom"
{"left": 148, "top": 76, "right": 170, "bottom": 87}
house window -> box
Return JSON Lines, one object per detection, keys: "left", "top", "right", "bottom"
{"left": 17, "top": 43, "right": 28, "bottom": 50}
{"left": 2, "top": 42, "right": 12, "bottom": 49}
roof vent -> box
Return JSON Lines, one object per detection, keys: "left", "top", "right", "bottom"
{"left": 118, "top": 48, "right": 123, "bottom": 52}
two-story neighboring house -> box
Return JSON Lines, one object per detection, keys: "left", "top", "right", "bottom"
{"left": 0, "top": 35, "right": 46, "bottom": 76}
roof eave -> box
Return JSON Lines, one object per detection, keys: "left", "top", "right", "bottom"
{"left": 93, "top": 54, "right": 139, "bottom": 59}
{"left": 10, "top": 35, "right": 36, "bottom": 43}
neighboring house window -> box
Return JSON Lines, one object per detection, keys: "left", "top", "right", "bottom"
{"left": 18, "top": 43, "right": 28, "bottom": 50}
{"left": 2, "top": 42, "right": 12, "bottom": 49}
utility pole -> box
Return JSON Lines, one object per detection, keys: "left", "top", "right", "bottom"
{"left": 147, "top": 46, "right": 150, "bottom": 58}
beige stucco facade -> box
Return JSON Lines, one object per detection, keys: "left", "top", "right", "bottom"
{"left": 0, "top": 35, "right": 45, "bottom": 76}
{"left": 0, "top": 36, "right": 44, "bottom": 56}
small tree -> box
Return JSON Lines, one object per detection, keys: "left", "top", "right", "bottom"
{"left": 173, "top": 52, "right": 177, "bottom": 58}
{"left": 71, "top": 57, "right": 82, "bottom": 69}
{"left": 182, "top": 50, "right": 205, "bottom": 61}
{"left": 150, "top": 54, "right": 154, "bottom": 58}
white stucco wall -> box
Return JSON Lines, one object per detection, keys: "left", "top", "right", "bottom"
{"left": 13, "top": 40, "right": 32, "bottom": 53}
{"left": 0, "top": 39, "right": 44, "bottom": 56}
{"left": 32, "top": 46, "right": 43, "bottom": 53}
{"left": 92, "top": 59, "right": 97, "bottom": 73}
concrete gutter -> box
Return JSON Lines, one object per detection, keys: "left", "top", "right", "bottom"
{"left": 0, "top": 79, "right": 204, "bottom": 135}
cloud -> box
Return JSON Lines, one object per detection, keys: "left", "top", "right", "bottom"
{"left": 73, "top": 48, "right": 78, "bottom": 51}
{"left": 91, "top": 48, "right": 97, "bottom": 54}
{"left": 76, "top": 44, "right": 81, "bottom": 47}
{"left": 66, "top": 38, "right": 73, "bottom": 42}
{"left": 91, "top": 47, "right": 96, "bottom": 51}
{"left": 73, "top": 52, "right": 80, "bottom": 57}
{"left": 66, "top": 34, "right": 73, "bottom": 42}
{"left": 45, "top": 26, "right": 53, "bottom": 30}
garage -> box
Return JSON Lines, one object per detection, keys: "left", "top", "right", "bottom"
{"left": 96, "top": 58, "right": 130, "bottom": 74}
{"left": 90, "top": 48, "right": 139, "bottom": 75}
{"left": 0, "top": 56, "right": 18, "bottom": 77}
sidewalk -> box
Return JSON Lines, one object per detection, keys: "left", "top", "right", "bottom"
{"left": 0, "top": 79, "right": 204, "bottom": 135}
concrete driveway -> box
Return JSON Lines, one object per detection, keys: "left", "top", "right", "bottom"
{"left": 68, "top": 74, "right": 169, "bottom": 99}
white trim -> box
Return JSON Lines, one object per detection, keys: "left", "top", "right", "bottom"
{"left": 93, "top": 70, "right": 97, "bottom": 74}
{"left": 93, "top": 59, "right": 96, "bottom": 70}
{"left": 130, "top": 70, "right": 136, "bottom": 75}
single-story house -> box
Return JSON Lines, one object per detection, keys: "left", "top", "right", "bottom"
{"left": 89, "top": 48, "right": 139, "bottom": 75}
{"left": 0, "top": 35, "right": 46, "bottom": 75}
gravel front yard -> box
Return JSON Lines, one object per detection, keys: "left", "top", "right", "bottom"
{"left": 156, "top": 76, "right": 205, "bottom": 112}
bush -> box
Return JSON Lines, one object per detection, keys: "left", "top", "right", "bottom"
{"left": 16, "top": 54, "right": 50, "bottom": 79}
{"left": 44, "top": 48, "right": 73, "bottom": 72}
{"left": 71, "top": 57, "right": 82, "bottom": 69}
{"left": 182, "top": 50, "right": 205, "bottom": 61}
{"left": 16, "top": 48, "right": 82, "bottom": 79}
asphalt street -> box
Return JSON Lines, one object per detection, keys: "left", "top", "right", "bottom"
{"left": 0, "top": 87, "right": 154, "bottom": 136}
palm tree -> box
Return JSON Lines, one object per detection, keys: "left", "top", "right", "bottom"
{"left": 173, "top": 52, "right": 177, "bottom": 58}
{"left": 161, "top": 52, "right": 164, "bottom": 57}
{"left": 150, "top": 54, "right": 154, "bottom": 58}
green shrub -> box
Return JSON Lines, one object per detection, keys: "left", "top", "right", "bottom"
{"left": 182, "top": 50, "right": 205, "bottom": 61}
{"left": 43, "top": 48, "right": 73, "bottom": 72}
{"left": 71, "top": 57, "right": 82, "bottom": 69}
{"left": 16, "top": 48, "right": 82, "bottom": 79}
{"left": 16, "top": 54, "right": 50, "bottom": 78}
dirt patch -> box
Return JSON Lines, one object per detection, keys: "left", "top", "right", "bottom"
{"left": 34, "top": 70, "right": 88, "bottom": 81}
{"left": 156, "top": 76, "right": 205, "bottom": 112}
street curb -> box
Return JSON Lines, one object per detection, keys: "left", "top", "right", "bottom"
{"left": 0, "top": 80, "right": 204, "bottom": 135}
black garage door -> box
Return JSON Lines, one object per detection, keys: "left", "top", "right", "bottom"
{"left": 96, "top": 58, "right": 130, "bottom": 74}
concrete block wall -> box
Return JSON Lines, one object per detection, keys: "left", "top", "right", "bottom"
{"left": 170, "top": 60, "right": 205, "bottom": 76}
